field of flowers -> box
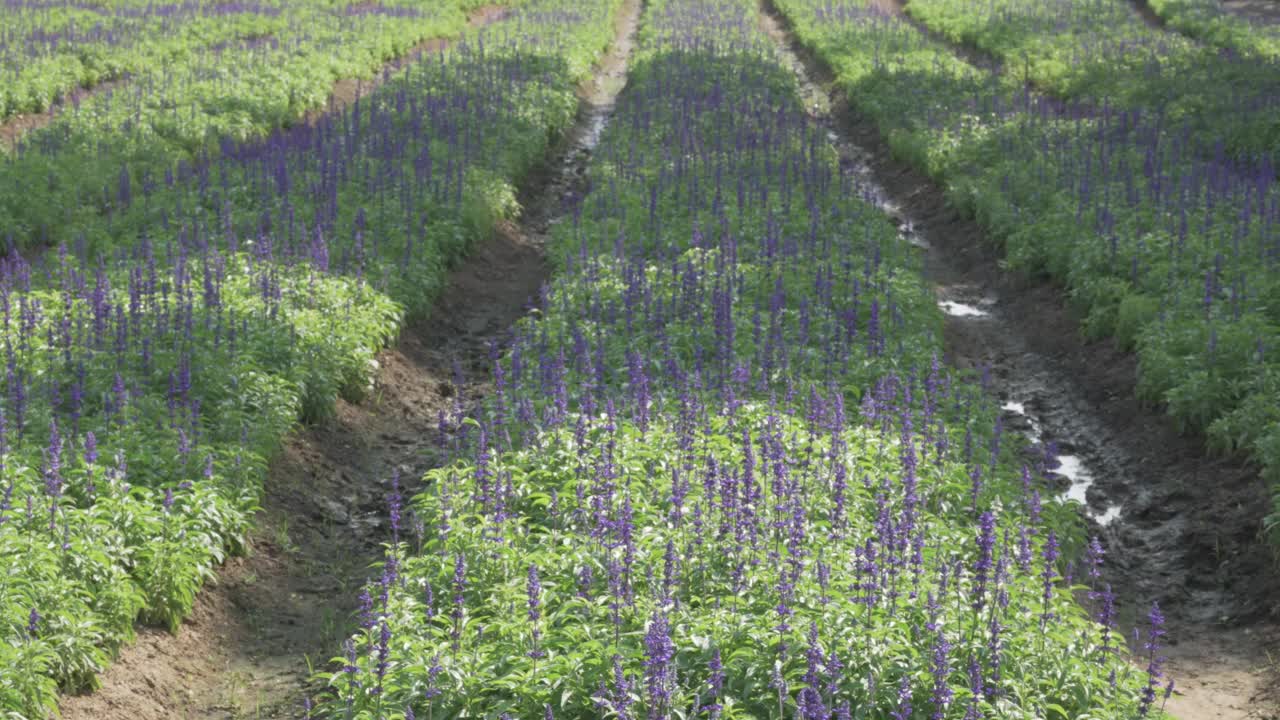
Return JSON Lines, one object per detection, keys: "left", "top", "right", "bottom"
{"left": 4, "top": 0, "right": 1272, "bottom": 716}
{"left": 0, "top": 0, "right": 495, "bottom": 123}
{"left": 0, "top": 0, "right": 511, "bottom": 254}
{"left": 313, "top": 0, "right": 1171, "bottom": 717}
{"left": 770, "top": 0, "right": 1280, "bottom": 545}
{"left": 1144, "top": 0, "right": 1280, "bottom": 58}
{"left": 901, "top": 0, "right": 1280, "bottom": 164}
{"left": 0, "top": 0, "right": 623, "bottom": 714}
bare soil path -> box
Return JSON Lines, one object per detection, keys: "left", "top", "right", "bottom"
{"left": 760, "top": 2, "right": 1280, "bottom": 718}
{"left": 56, "top": 1, "right": 642, "bottom": 718}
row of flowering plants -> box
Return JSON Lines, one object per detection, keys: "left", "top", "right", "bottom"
{"left": 0, "top": 0, "right": 486, "bottom": 123}
{"left": 1144, "top": 0, "right": 1280, "bottom": 58}
{"left": 0, "top": 1, "right": 626, "bottom": 715}
{"left": 0, "top": 0, "right": 504, "bottom": 254}
{"left": 770, "top": 0, "right": 1280, "bottom": 542}
{"left": 1, "top": 0, "right": 282, "bottom": 120}
{"left": 900, "top": 0, "right": 1280, "bottom": 166}
{"left": 316, "top": 0, "right": 1168, "bottom": 717}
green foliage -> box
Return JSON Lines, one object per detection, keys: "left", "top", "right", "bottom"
{"left": 0, "top": 0, "right": 481, "bottom": 251}
{"left": 326, "top": 410, "right": 1144, "bottom": 718}
{"left": 0, "top": 1, "right": 473, "bottom": 124}
{"left": 771, "top": 0, "right": 1280, "bottom": 548}
{"left": 0, "top": 0, "right": 628, "bottom": 714}
{"left": 1145, "top": 0, "right": 1280, "bottom": 59}
{"left": 315, "top": 0, "right": 1156, "bottom": 717}
{"left": 903, "top": 0, "right": 1280, "bottom": 166}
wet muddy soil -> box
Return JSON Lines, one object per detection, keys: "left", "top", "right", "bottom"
{"left": 56, "top": 1, "right": 642, "bottom": 718}
{"left": 760, "top": 2, "right": 1280, "bottom": 717}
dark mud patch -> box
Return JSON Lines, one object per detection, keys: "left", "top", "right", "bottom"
{"left": 303, "top": 5, "right": 511, "bottom": 126}
{"left": 0, "top": 78, "right": 129, "bottom": 151}
{"left": 56, "top": 1, "right": 642, "bottom": 717}
{"left": 760, "top": 2, "right": 1280, "bottom": 718}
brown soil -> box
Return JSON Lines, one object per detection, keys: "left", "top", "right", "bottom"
{"left": 56, "top": 1, "right": 642, "bottom": 718}
{"left": 0, "top": 78, "right": 128, "bottom": 152}
{"left": 865, "top": 0, "right": 905, "bottom": 14}
{"left": 761, "top": 1, "right": 1280, "bottom": 718}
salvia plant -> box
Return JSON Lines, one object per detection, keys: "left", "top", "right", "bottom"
{"left": 0, "top": 0, "right": 623, "bottom": 714}
{"left": 1143, "top": 0, "right": 1280, "bottom": 59}
{"left": 903, "top": 0, "right": 1280, "bottom": 165}
{"left": 0, "top": 0, "right": 505, "bottom": 250}
{"left": 770, "top": 0, "right": 1280, "bottom": 544}
{"left": 314, "top": 0, "right": 1169, "bottom": 717}
{"left": 0, "top": 0, "right": 479, "bottom": 124}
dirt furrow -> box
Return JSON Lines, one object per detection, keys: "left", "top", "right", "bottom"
{"left": 56, "top": 1, "right": 642, "bottom": 718}
{"left": 759, "top": 2, "right": 1280, "bottom": 718}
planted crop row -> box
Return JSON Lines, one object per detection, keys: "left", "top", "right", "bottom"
{"left": 0, "top": 1, "right": 624, "bottom": 715}
{"left": 312, "top": 0, "right": 1166, "bottom": 717}
{"left": 1, "top": 0, "right": 486, "bottom": 123}
{"left": 1144, "top": 0, "right": 1280, "bottom": 59}
{"left": 771, "top": 0, "right": 1280, "bottom": 542}
{"left": 3, "top": 0, "right": 284, "bottom": 120}
{"left": 1, "top": 0, "right": 505, "bottom": 254}
{"left": 901, "top": 0, "right": 1280, "bottom": 166}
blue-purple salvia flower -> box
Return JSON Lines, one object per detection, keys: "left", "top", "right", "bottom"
{"left": 527, "top": 563, "right": 546, "bottom": 661}
{"left": 1138, "top": 603, "right": 1167, "bottom": 716}
{"left": 930, "top": 630, "right": 953, "bottom": 719}
{"left": 643, "top": 611, "right": 676, "bottom": 718}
